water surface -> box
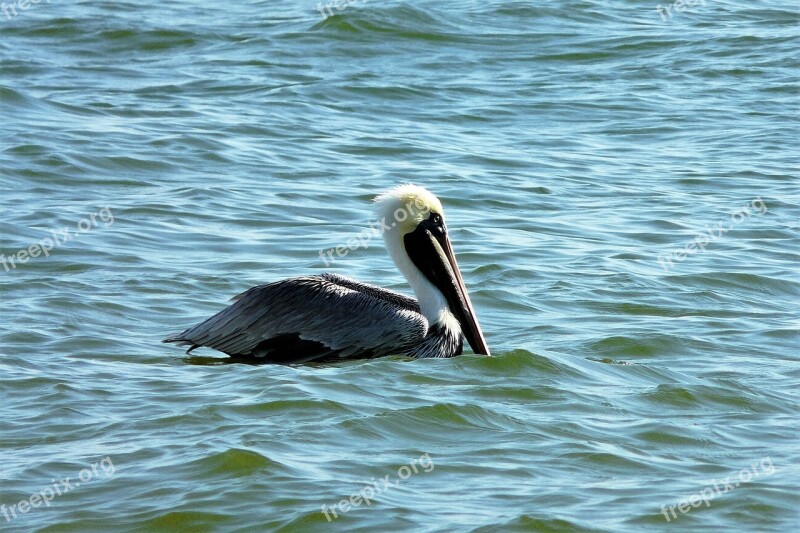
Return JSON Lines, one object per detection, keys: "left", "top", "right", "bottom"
{"left": 1, "top": 1, "right": 798, "bottom": 531}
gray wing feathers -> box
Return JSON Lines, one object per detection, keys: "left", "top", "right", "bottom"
{"left": 164, "top": 274, "right": 427, "bottom": 360}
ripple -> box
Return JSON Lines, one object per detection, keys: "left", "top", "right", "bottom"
{"left": 189, "top": 448, "right": 274, "bottom": 477}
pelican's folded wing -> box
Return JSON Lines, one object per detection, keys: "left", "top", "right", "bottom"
{"left": 163, "top": 274, "right": 427, "bottom": 363}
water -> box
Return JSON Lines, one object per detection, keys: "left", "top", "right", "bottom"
{"left": 1, "top": 1, "right": 798, "bottom": 531}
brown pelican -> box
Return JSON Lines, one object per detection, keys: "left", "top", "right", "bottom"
{"left": 163, "top": 185, "right": 490, "bottom": 363}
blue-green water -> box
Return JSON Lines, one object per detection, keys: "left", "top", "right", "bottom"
{"left": 1, "top": 1, "right": 798, "bottom": 531}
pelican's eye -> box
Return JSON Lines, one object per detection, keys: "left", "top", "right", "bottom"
{"left": 428, "top": 212, "right": 446, "bottom": 236}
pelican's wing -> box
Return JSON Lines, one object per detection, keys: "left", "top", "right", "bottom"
{"left": 163, "top": 274, "right": 427, "bottom": 363}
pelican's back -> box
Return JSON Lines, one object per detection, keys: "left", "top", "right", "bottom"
{"left": 163, "top": 274, "right": 427, "bottom": 363}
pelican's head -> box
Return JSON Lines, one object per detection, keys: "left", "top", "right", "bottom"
{"left": 374, "top": 185, "right": 490, "bottom": 356}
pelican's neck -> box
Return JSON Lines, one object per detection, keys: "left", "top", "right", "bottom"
{"left": 384, "top": 233, "right": 461, "bottom": 333}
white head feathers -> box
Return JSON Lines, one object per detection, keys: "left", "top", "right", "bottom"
{"left": 373, "top": 184, "right": 444, "bottom": 236}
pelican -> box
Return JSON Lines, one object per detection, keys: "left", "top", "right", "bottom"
{"left": 163, "top": 185, "right": 490, "bottom": 363}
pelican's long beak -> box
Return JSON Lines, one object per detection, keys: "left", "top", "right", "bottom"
{"left": 404, "top": 215, "right": 491, "bottom": 356}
